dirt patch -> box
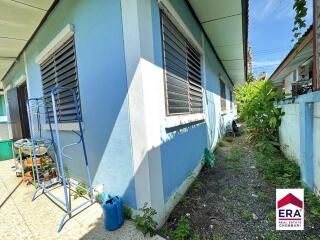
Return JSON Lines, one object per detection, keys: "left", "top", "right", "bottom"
{"left": 159, "top": 135, "right": 320, "bottom": 239}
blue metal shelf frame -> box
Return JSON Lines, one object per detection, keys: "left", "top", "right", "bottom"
{"left": 27, "top": 86, "right": 94, "bottom": 232}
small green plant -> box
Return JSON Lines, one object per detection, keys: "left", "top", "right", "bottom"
{"left": 134, "top": 202, "right": 157, "bottom": 236}
{"left": 64, "top": 167, "right": 71, "bottom": 179}
{"left": 211, "top": 235, "right": 224, "bottom": 240}
{"left": 124, "top": 205, "right": 132, "bottom": 219}
{"left": 267, "top": 211, "right": 276, "bottom": 222}
{"left": 172, "top": 216, "right": 191, "bottom": 240}
{"left": 242, "top": 210, "right": 251, "bottom": 221}
{"left": 265, "top": 232, "right": 278, "bottom": 240}
{"left": 74, "top": 182, "right": 87, "bottom": 199}
{"left": 193, "top": 233, "right": 202, "bottom": 240}
{"left": 217, "top": 140, "right": 226, "bottom": 147}
{"left": 204, "top": 148, "right": 215, "bottom": 168}
{"left": 180, "top": 195, "right": 189, "bottom": 206}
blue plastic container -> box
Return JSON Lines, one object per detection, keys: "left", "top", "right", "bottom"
{"left": 102, "top": 195, "right": 124, "bottom": 231}
{"left": 114, "top": 196, "right": 124, "bottom": 226}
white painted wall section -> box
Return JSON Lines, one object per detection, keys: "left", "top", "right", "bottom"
{"left": 121, "top": 0, "right": 165, "bottom": 223}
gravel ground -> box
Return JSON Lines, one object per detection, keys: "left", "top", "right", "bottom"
{"left": 159, "top": 135, "right": 320, "bottom": 240}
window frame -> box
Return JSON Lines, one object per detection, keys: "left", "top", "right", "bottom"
{"left": 160, "top": 7, "right": 203, "bottom": 117}
{"left": 220, "top": 78, "right": 226, "bottom": 113}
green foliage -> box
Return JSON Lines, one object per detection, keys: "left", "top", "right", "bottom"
{"left": 255, "top": 152, "right": 301, "bottom": 188}
{"left": 204, "top": 148, "right": 215, "bottom": 168}
{"left": 235, "top": 80, "right": 284, "bottom": 144}
{"left": 64, "top": 167, "right": 70, "bottom": 179}
{"left": 292, "top": 0, "right": 308, "bottom": 40}
{"left": 193, "top": 233, "right": 202, "bottom": 240}
{"left": 255, "top": 149, "right": 320, "bottom": 223}
{"left": 74, "top": 182, "right": 88, "bottom": 199}
{"left": 246, "top": 73, "right": 256, "bottom": 83}
{"left": 267, "top": 211, "right": 276, "bottom": 222}
{"left": 172, "top": 216, "right": 191, "bottom": 240}
{"left": 242, "top": 210, "right": 251, "bottom": 221}
{"left": 211, "top": 235, "right": 224, "bottom": 240}
{"left": 305, "top": 191, "right": 320, "bottom": 221}
{"left": 124, "top": 205, "right": 132, "bottom": 219}
{"left": 265, "top": 232, "right": 278, "bottom": 240}
{"left": 255, "top": 140, "right": 279, "bottom": 155}
{"left": 217, "top": 140, "right": 226, "bottom": 147}
{"left": 134, "top": 202, "right": 158, "bottom": 236}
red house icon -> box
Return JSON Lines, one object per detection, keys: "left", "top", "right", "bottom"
{"left": 277, "top": 193, "right": 303, "bottom": 208}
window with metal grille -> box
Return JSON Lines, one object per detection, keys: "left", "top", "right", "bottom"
{"left": 160, "top": 11, "right": 203, "bottom": 115}
{"left": 220, "top": 79, "right": 226, "bottom": 112}
{"left": 40, "top": 37, "right": 81, "bottom": 122}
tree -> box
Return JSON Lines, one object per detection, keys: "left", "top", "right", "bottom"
{"left": 292, "top": 0, "right": 308, "bottom": 40}
{"left": 246, "top": 73, "right": 256, "bottom": 83}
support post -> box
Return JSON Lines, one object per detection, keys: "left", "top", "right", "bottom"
{"left": 299, "top": 102, "right": 314, "bottom": 189}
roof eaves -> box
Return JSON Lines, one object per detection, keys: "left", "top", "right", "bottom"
{"left": 1, "top": 0, "right": 59, "bottom": 82}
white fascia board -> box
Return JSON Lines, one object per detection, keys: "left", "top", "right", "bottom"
{"left": 35, "top": 24, "right": 74, "bottom": 64}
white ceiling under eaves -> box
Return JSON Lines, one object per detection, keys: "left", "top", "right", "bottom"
{"left": 188, "top": 0, "right": 246, "bottom": 85}
{"left": 0, "top": 0, "right": 55, "bottom": 83}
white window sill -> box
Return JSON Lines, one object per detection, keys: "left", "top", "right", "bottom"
{"left": 43, "top": 122, "right": 83, "bottom": 131}
{"left": 165, "top": 113, "right": 204, "bottom": 129}
{"left": 0, "top": 116, "right": 8, "bottom": 123}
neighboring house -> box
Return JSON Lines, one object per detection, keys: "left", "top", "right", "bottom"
{"left": 270, "top": 23, "right": 320, "bottom": 195}
{"left": 270, "top": 26, "right": 313, "bottom": 97}
{"left": 0, "top": 0, "right": 247, "bottom": 224}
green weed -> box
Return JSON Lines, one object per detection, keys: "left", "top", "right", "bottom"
{"left": 211, "top": 234, "right": 224, "bottom": 240}
{"left": 123, "top": 205, "right": 132, "bottom": 219}
{"left": 217, "top": 140, "right": 226, "bottom": 147}
{"left": 134, "top": 202, "right": 157, "bottom": 236}
{"left": 305, "top": 191, "right": 320, "bottom": 221}
{"left": 193, "top": 233, "right": 202, "bottom": 240}
{"left": 242, "top": 210, "right": 251, "bottom": 221}
{"left": 267, "top": 211, "right": 276, "bottom": 222}
{"left": 172, "top": 216, "right": 191, "bottom": 240}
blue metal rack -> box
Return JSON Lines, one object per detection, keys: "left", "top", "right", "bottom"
{"left": 27, "top": 86, "right": 94, "bottom": 232}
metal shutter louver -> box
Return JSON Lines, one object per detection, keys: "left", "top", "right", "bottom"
{"left": 161, "top": 11, "right": 203, "bottom": 115}
{"left": 40, "top": 37, "right": 81, "bottom": 122}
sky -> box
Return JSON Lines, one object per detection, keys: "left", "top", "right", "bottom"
{"left": 249, "top": 0, "right": 313, "bottom": 79}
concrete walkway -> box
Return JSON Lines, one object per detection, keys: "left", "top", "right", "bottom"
{"left": 0, "top": 160, "right": 163, "bottom": 240}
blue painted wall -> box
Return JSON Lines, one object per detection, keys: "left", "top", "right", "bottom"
{"left": 3, "top": 0, "right": 136, "bottom": 208}
{"left": 152, "top": 0, "right": 235, "bottom": 202}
